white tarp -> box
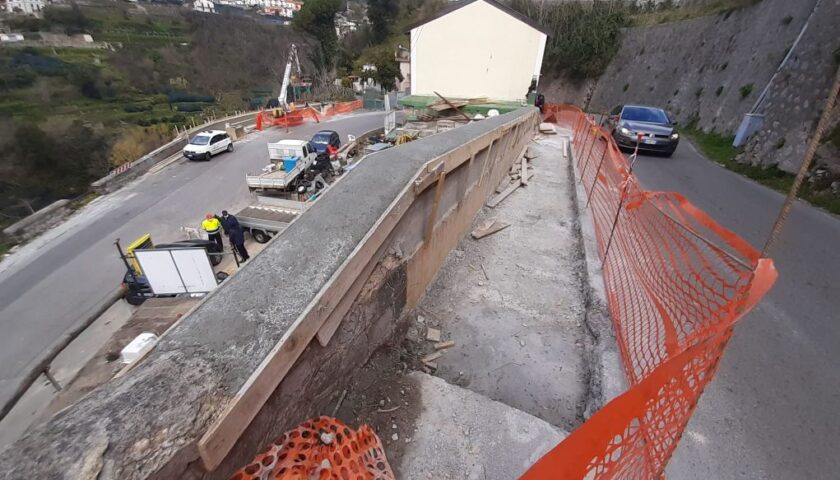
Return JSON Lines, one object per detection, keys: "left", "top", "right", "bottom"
{"left": 134, "top": 248, "right": 217, "bottom": 295}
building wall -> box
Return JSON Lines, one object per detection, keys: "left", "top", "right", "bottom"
{"left": 6, "top": 0, "right": 44, "bottom": 14}
{"left": 410, "top": 0, "right": 546, "bottom": 101}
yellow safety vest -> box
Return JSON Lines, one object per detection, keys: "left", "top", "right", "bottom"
{"left": 202, "top": 217, "right": 221, "bottom": 234}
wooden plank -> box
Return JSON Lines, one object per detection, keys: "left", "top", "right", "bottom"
{"left": 425, "top": 171, "right": 446, "bottom": 246}
{"left": 521, "top": 157, "right": 529, "bottom": 186}
{"left": 426, "top": 327, "right": 441, "bottom": 342}
{"left": 315, "top": 251, "right": 379, "bottom": 346}
{"left": 471, "top": 221, "right": 510, "bottom": 240}
{"left": 434, "top": 340, "right": 456, "bottom": 350}
{"left": 486, "top": 182, "right": 521, "bottom": 208}
{"left": 422, "top": 351, "right": 443, "bottom": 363}
{"left": 198, "top": 166, "right": 420, "bottom": 471}
{"left": 433, "top": 91, "right": 473, "bottom": 122}
{"left": 524, "top": 147, "right": 537, "bottom": 160}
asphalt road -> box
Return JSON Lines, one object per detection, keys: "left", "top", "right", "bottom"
{"left": 0, "top": 112, "right": 387, "bottom": 411}
{"left": 629, "top": 141, "right": 840, "bottom": 479}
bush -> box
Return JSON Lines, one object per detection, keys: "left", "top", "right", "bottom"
{"left": 739, "top": 83, "right": 754, "bottom": 99}
{"left": 43, "top": 3, "right": 90, "bottom": 35}
{"left": 123, "top": 103, "right": 153, "bottom": 113}
{"left": 167, "top": 91, "right": 215, "bottom": 103}
{"left": 510, "top": 0, "right": 626, "bottom": 79}
{"left": 173, "top": 102, "right": 205, "bottom": 112}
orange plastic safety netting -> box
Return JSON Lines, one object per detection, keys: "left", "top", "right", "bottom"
{"left": 520, "top": 105, "right": 777, "bottom": 479}
{"left": 229, "top": 417, "right": 394, "bottom": 480}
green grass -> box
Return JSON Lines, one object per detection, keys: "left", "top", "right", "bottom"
{"left": 69, "top": 191, "right": 100, "bottom": 210}
{"left": 685, "top": 128, "right": 840, "bottom": 215}
{"left": 629, "top": 0, "right": 763, "bottom": 26}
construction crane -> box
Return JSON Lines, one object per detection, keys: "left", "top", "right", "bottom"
{"left": 278, "top": 43, "right": 301, "bottom": 110}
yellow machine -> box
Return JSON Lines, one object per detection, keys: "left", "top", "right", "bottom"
{"left": 125, "top": 234, "right": 154, "bottom": 274}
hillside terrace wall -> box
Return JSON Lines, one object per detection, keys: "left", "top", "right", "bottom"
{"left": 0, "top": 107, "right": 539, "bottom": 479}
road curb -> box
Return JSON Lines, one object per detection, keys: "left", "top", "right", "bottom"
{"left": 0, "top": 287, "right": 125, "bottom": 422}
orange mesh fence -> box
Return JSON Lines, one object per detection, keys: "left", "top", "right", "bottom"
{"left": 230, "top": 417, "right": 394, "bottom": 480}
{"left": 523, "top": 104, "right": 777, "bottom": 478}
{"left": 332, "top": 100, "right": 363, "bottom": 114}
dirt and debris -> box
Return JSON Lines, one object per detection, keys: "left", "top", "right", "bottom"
{"left": 336, "top": 133, "right": 595, "bottom": 475}
{"left": 337, "top": 344, "right": 423, "bottom": 464}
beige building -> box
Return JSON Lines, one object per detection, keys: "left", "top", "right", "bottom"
{"left": 408, "top": 0, "right": 548, "bottom": 102}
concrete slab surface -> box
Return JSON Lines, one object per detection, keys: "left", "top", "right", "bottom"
{"left": 413, "top": 137, "right": 593, "bottom": 431}
{"left": 396, "top": 372, "right": 565, "bottom": 480}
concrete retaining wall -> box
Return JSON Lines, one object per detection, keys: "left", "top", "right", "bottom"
{"left": 0, "top": 107, "right": 539, "bottom": 479}
{"left": 2, "top": 200, "right": 71, "bottom": 240}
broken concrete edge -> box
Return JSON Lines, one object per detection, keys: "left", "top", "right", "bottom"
{"left": 397, "top": 372, "right": 567, "bottom": 479}
{"left": 562, "top": 135, "right": 628, "bottom": 415}
{"left": 0, "top": 107, "right": 538, "bottom": 479}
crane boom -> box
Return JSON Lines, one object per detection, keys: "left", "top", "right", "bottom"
{"left": 278, "top": 44, "right": 300, "bottom": 110}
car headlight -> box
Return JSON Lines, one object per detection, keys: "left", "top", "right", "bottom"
{"left": 670, "top": 133, "right": 680, "bottom": 140}
{"left": 619, "top": 127, "right": 632, "bottom": 136}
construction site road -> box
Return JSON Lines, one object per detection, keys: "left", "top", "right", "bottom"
{"left": 0, "top": 112, "right": 388, "bottom": 414}
{"left": 631, "top": 141, "right": 840, "bottom": 479}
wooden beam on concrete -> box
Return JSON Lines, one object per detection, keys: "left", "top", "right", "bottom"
{"left": 520, "top": 157, "right": 529, "bottom": 186}
{"left": 198, "top": 170, "right": 420, "bottom": 471}
{"left": 425, "top": 171, "right": 447, "bottom": 246}
{"left": 433, "top": 91, "right": 473, "bottom": 122}
{"left": 471, "top": 221, "right": 510, "bottom": 240}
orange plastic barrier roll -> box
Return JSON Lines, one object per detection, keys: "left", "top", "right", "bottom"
{"left": 521, "top": 105, "right": 778, "bottom": 479}
{"left": 230, "top": 417, "right": 394, "bottom": 480}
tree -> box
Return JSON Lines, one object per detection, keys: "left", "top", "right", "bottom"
{"left": 367, "top": 0, "right": 398, "bottom": 44}
{"left": 293, "top": 0, "right": 341, "bottom": 72}
{"left": 358, "top": 44, "right": 403, "bottom": 92}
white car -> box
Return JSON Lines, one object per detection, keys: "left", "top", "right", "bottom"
{"left": 183, "top": 130, "right": 233, "bottom": 161}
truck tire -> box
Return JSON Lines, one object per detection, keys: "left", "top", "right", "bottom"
{"left": 209, "top": 252, "right": 222, "bottom": 266}
{"left": 125, "top": 291, "right": 147, "bottom": 306}
{"left": 251, "top": 229, "right": 270, "bottom": 243}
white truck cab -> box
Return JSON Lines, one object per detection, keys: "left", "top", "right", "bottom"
{"left": 183, "top": 130, "right": 233, "bottom": 161}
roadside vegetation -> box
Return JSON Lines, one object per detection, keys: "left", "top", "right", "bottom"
{"left": 0, "top": 1, "right": 311, "bottom": 240}
{"left": 684, "top": 128, "right": 840, "bottom": 215}
{"left": 507, "top": 0, "right": 763, "bottom": 80}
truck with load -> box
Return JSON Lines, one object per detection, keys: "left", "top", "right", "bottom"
{"left": 246, "top": 139, "right": 334, "bottom": 195}
{"left": 234, "top": 198, "right": 302, "bottom": 243}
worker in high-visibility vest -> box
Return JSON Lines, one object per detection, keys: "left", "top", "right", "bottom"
{"left": 202, "top": 213, "right": 223, "bottom": 251}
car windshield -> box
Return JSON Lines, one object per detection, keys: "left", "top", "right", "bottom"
{"left": 190, "top": 135, "right": 211, "bottom": 145}
{"left": 312, "top": 134, "right": 330, "bottom": 144}
{"left": 622, "top": 107, "right": 670, "bottom": 124}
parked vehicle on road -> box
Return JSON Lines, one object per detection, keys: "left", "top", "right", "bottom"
{"left": 246, "top": 139, "right": 329, "bottom": 194}
{"left": 183, "top": 130, "right": 233, "bottom": 161}
{"left": 602, "top": 105, "right": 680, "bottom": 157}
{"left": 310, "top": 130, "right": 341, "bottom": 154}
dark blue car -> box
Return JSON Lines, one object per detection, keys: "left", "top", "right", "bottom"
{"left": 310, "top": 130, "right": 341, "bottom": 154}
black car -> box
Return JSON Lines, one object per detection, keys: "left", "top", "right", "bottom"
{"left": 310, "top": 130, "right": 341, "bottom": 154}
{"left": 603, "top": 105, "right": 680, "bottom": 157}
{"left": 122, "top": 239, "right": 224, "bottom": 305}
